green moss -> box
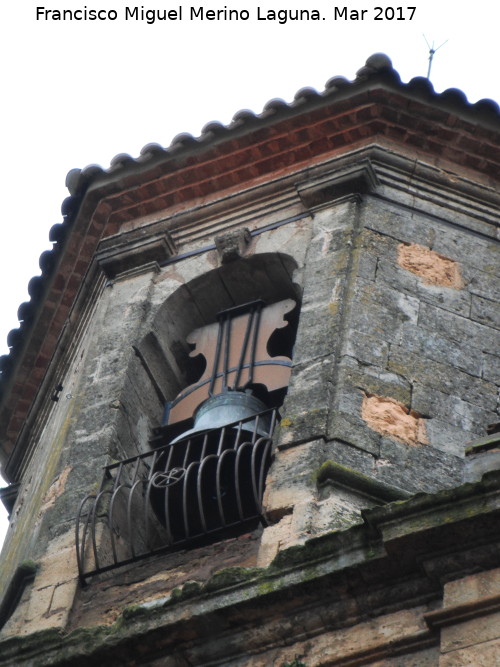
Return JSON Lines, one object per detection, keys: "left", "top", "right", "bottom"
{"left": 204, "top": 566, "right": 262, "bottom": 592}
{"left": 17, "top": 560, "right": 39, "bottom": 575}
{"left": 122, "top": 603, "right": 144, "bottom": 620}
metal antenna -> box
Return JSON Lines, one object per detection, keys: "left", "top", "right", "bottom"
{"left": 423, "top": 35, "right": 449, "bottom": 79}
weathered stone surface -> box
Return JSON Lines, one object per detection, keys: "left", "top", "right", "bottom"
{"left": 388, "top": 347, "right": 498, "bottom": 411}
{"left": 376, "top": 437, "right": 463, "bottom": 493}
{"left": 418, "top": 301, "right": 498, "bottom": 356}
{"left": 440, "top": 637, "right": 500, "bottom": 666}
{"left": 349, "top": 278, "right": 420, "bottom": 345}
{"left": 328, "top": 411, "right": 382, "bottom": 456}
{"left": 441, "top": 610, "right": 500, "bottom": 653}
{"left": 411, "top": 384, "right": 492, "bottom": 436}
{"left": 263, "top": 440, "right": 323, "bottom": 517}
{"left": 432, "top": 229, "right": 499, "bottom": 273}
{"left": 471, "top": 293, "right": 500, "bottom": 329}
{"left": 399, "top": 321, "right": 483, "bottom": 378}
{"left": 362, "top": 201, "right": 435, "bottom": 248}
{"left": 214, "top": 228, "right": 251, "bottom": 263}
{"left": 343, "top": 330, "right": 390, "bottom": 367}
{"left": 481, "top": 352, "right": 500, "bottom": 385}
{"left": 361, "top": 393, "right": 428, "bottom": 446}
{"left": 397, "top": 243, "right": 463, "bottom": 289}
{"left": 443, "top": 567, "right": 500, "bottom": 607}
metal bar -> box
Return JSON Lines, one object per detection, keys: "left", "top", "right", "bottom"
{"left": 158, "top": 210, "right": 312, "bottom": 269}
{"left": 159, "top": 446, "right": 177, "bottom": 546}
{"left": 75, "top": 494, "right": 96, "bottom": 584}
{"left": 233, "top": 307, "right": 255, "bottom": 390}
{"left": 170, "top": 359, "right": 292, "bottom": 408}
{"left": 76, "top": 407, "right": 280, "bottom": 579}
{"left": 108, "top": 485, "right": 129, "bottom": 564}
{"left": 182, "top": 439, "right": 192, "bottom": 468}
{"left": 200, "top": 432, "right": 209, "bottom": 460}
{"left": 258, "top": 438, "right": 273, "bottom": 523}
{"left": 233, "top": 420, "right": 243, "bottom": 450}
{"left": 248, "top": 302, "right": 262, "bottom": 386}
{"left": 144, "top": 449, "right": 159, "bottom": 550}
{"left": 197, "top": 454, "right": 218, "bottom": 532}
{"left": 234, "top": 443, "right": 252, "bottom": 521}
{"left": 90, "top": 488, "right": 113, "bottom": 572}
{"left": 217, "top": 426, "right": 226, "bottom": 456}
{"left": 127, "top": 479, "right": 145, "bottom": 559}
{"left": 215, "top": 449, "right": 234, "bottom": 527}
{"left": 222, "top": 316, "right": 231, "bottom": 392}
{"left": 182, "top": 461, "right": 200, "bottom": 537}
{"left": 209, "top": 314, "right": 224, "bottom": 397}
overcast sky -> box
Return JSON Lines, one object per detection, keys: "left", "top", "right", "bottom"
{"left": 0, "top": 0, "right": 498, "bottom": 544}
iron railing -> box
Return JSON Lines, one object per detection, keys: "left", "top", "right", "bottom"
{"left": 76, "top": 409, "right": 277, "bottom": 583}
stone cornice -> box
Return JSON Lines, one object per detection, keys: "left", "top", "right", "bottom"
{"left": 0, "top": 471, "right": 498, "bottom": 665}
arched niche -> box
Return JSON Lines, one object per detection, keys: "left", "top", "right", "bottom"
{"left": 135, "top": 252, "right": 301, "bottom": 438}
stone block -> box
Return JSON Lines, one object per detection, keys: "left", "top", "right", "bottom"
{"left": 482, "top": 352, "right": 500, "bottom": 385}
{"left": 328, "top": 411, "right": 381, "bottom": 457}
{"left": 292, "top": 305, "right": 342, "bottom": 364}
{"left": 350, "top": 279, "right": 420, "bottom": 345}
{"left": 388, "top": 347, "right": 498, "bottom": 412}
{"left": 432, "top": 228, "right": 499, "bottom": 273}
{"left": 419, "top": 301, "right": 498, "bottom": 355}
{"left": 376, "top": 256, "right": 420, "bottom": 294}
{"left": 343, "top": 331, "right": 389, "bottom": 367}
{"left": 400, "top": 322, "right": 483, "bottom": 378}
{"left": 309, "top": 198, "right": 359, "bottom": 234}
{"left": 279, "top": 356, "right": 334, "bottom": 445}
{"left": 411, "top": 384, "right": 491, "bottom": 437}
{"left": 257, "top": 514, "right": 293, "bottom": 567}
{"left": 425, "top": 418, "right": 479, "bottom": 457}
{"left": 363, "top": 203, "right": 436, "bottom": 248}
{"left": 49, "top": 580, "right": 78, "bottom": 613}
{"left": 377, "top": 438, "right": 463, "bottom": 493}
{"left": 336, "top": 356, "right": 412, "bottom": 405}
{"left": 464, "top": 265, "right": 500, "bottom": 303}
{"left": 263, "top": 440, "right": 321, "bottom": 515}
{"left": 356, "top": 247, "right": 378, "bottom": 281}
{"left": 279, "top": 605, "right": 430, "bottom": 666}
{"left": 440, "top": 637, "right": 500, "bottom": 666}
{"left": 416, "top": 281, "right": 472, "bottom": 317}
{"left": 315, "top": 486, "right": 374, "bottom": 532}
{"left": 323, "top": 439, "right": 378, "bottom": 476}
{"left": 23, "top": 585, "right": 54, "bottom": 623}
{"left": 253, "top": 218, "right": 312, "bottom": 270}
{"left": 37, "top": 530, "right": 78, "bottom": 588}
{"left": 443, "top": 567, "right": 500, "bottom": 606}
{"left": 471, "top": 293, "right": 500, "bottom": 329}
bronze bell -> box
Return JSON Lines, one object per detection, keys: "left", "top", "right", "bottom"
{"left": 171, "top": 391, "right": 271, "bottom": 443}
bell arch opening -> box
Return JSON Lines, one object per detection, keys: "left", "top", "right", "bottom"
{"left": 137, "top": 252, "right": 301, "bottom": 440}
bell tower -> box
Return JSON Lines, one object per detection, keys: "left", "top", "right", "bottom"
{"left": 1, "top": 55, "right": 499, "bottom": 665}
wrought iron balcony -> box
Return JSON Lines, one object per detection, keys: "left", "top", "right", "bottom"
{"left": 76, "top": 408, "right": 277, "bottom": 583}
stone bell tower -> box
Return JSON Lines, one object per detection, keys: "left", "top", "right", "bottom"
{"left": 0, "top": 55, "right": 499, "bottom": 665}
